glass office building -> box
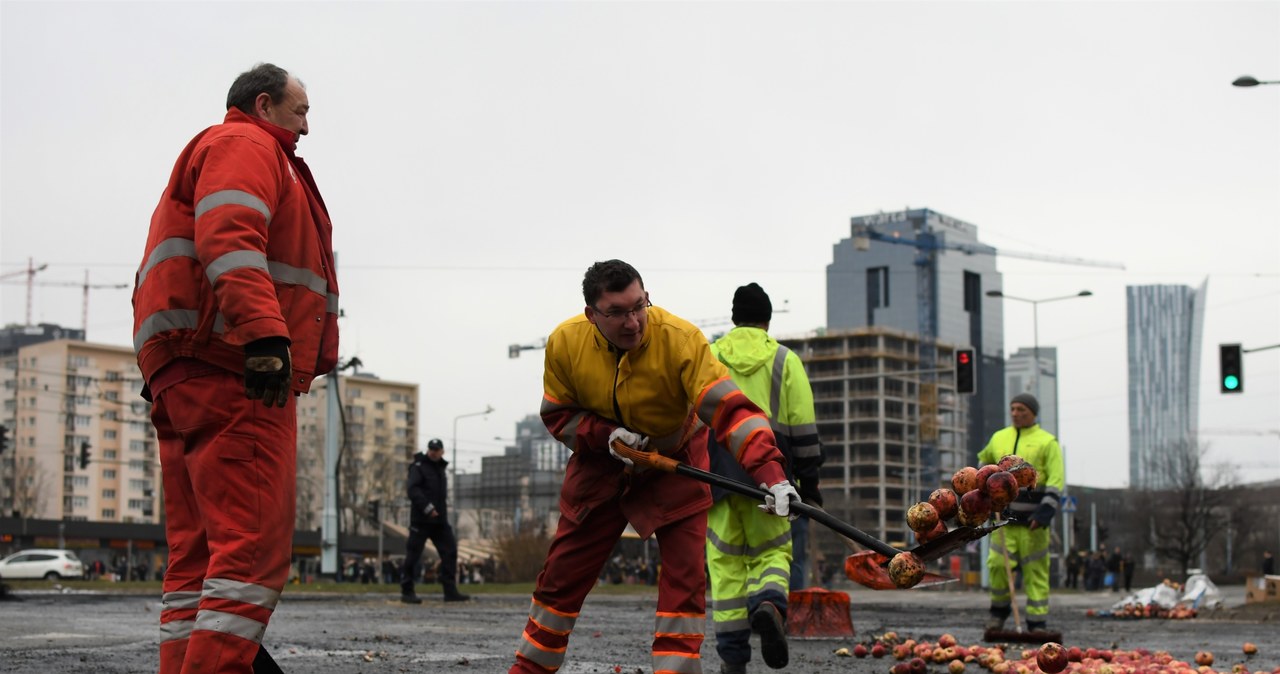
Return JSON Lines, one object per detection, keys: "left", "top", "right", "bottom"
{"left": 827, "top": 208, "right": 1005, "bottom": 459}
{"left": 1126, "top": 281, "right": 1207, "bottom": 489}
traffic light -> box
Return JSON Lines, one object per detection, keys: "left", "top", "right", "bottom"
{"left": 955, "top": 348, "right": 976, "bottom": 394}
{"left": 1219, "top": 343, "right": 1243, "bottom": 393}
{"left": 79, "top": 441, "right": 91, "bottom": 469}
{"left": 0, "top": 425, "right": 8, "bottom": 455}
{"left": 369, "top": 499, "right": 380, "bottom": 522}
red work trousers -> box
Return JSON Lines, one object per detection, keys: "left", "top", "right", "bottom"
{"left": 512, "top": 502, "right": 708, "bottom": 674}
{"left": 151, "top": 364, "right": 296, "bottom": 674}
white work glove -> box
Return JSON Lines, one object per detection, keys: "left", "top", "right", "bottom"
{"left": 758, "top": 480, "right": 801, "bottom": 520}
{"left": 608, "top": 427, "right": 648, "bottom": 466}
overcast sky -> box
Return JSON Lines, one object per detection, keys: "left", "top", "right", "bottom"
{"left": 2, "top": 1, "right": 1277, "bottom": 488}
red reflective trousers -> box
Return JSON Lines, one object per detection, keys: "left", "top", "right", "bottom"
{"left": 152, "top": 363, "right": 296, "bottom": 674}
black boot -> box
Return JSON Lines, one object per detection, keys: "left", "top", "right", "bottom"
{"left": 400, "top": 582, "right": 422, "bottom": 604}
{"left": 442, "top": 583, "right": 470, "bottom": 602}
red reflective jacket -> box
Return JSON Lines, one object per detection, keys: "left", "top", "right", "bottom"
{"left": 133, "top": 108, "right": 338, "bottom": 392}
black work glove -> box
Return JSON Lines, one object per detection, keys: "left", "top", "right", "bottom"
{"left": 798, "top": 481, "right": 823, "bottom": 508}
{"left": 1029, "top": 502, "right": 1056, "bottom": 530}
{"left": 244, "top": 337, "right": 292, "bottom": 408}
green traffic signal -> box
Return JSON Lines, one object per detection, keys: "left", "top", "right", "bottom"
{"left": 1223, "top": 375, "right": 1239, "bottom": 391}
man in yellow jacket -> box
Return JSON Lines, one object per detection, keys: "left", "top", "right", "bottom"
{"left": 706, "top": 283, "right": 822, "bottom": 673}
{"left": 978, "top": 393, "right": 1064, "bottom": 633}
{"left": 510, "top": 260, "right": 795, "bottom": 674}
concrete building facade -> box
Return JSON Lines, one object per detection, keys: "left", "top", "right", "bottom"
{"left": 1126, "top": 281, "right": 1208, "bottom": 489}
{"left": 779, "top": 326, "right": 969, "bottom": 569}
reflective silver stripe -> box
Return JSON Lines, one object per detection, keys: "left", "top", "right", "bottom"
{"left": 160, "top": 619, "right": 195, "bottom": 643}
{"left": 706, "top": 528, "right": 746, "bottom": 556}
{"left": 769, "top": 345, "right": 789, "bottom": 417}
{"left": 327, "top": 293, "right": 339, "bottom": 314}
{"left": 654, "top": 613, "right": 704, "bottom": 637}
{"left": 193, "top": 609, "right": 267, "bottom": 644}
{"left": 990, "top": 596, "right": 1011, "bottom": 606}
{"left": 556, "top": 411, "right": 586, "bottom": 453}
{"left": 757, "top": 578, "right": 788, "bottom": 596}
{"left": 727, "top": 416, "right": 772, "bottom": 457}
{"left": 269, "top": 260, "right": 328, "bottom": 296}
{"left": 138, "top": 238, "right": 197, "bottom": 287}
{"left": 195, "top": 189, "right": 272, "bottom": 224}
{"left": 541, "top": 397, "right": 575, "bottom": 415}
{"left": 516, "top": 633, "right": 565, "bottom": 669}
{"left": 134, "top": 309, "right": 199, "bottom": 352}
{"left": 529, "top": 599, "right": 576, "bottom": 635}
{"left": 203, "top": 578, "right": 281, "bottom": 609}
{"left": 713, "top": 617, "right": 750, "bottom": 633}
{"left": 653, "top": 652, "right": 701, "bottom": 674}
{"left": 206, "top": 250, "right": 269, "bottom": 286}
{"left": 746, "top": 531, "right": 791, "bottom": 557}
{"left": 133, "top": 309, "right": 225, "bottom": 352}
{"left": 696, "top": 377, "right": 739, "bottom": 423}
{"left": 1023, "top": 548, "right": 1050, "bottom": 564}
{"left": 711, "top": 596, "right": 747, "bottom": 612}
{"left": 1027, "top": 597, "right": 1050, "bottom": 608}
{"left": 162, "top": 590, "right": 202, "bottom": 611}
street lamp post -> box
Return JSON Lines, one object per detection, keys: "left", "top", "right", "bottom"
{"left": 1232, "top": 75, "right": 1280, "bottom": 87}
{"left": 451, "top": 405, "right": 493, "bottom": 529}
{"left": 986, "top": 289, "right": 1092, "bottom": 571}
{"left": 985, "top": 290, "right": 1093, "bottom": 413}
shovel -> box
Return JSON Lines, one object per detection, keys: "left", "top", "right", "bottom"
{"left": 611, "top": 440, "right": 1003, "bottom": 589}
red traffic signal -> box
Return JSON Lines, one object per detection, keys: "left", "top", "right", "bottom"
{"left": 955, "top": 348, "right": 976, "bottom": 395}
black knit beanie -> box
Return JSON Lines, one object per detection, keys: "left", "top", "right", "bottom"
{"left": 732, "top": 283, "right": 772, "bottom": 324}
{"left": 1011, "top": 393, "right": 1040, "bottom": 416}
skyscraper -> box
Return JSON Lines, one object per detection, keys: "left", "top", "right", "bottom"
{"left": 1005, "top": 347, "right": 1059, "bottom": 436}
{"left": 1126, "top": 281, "right": 1208, "bottom": 489}
{"left": 827, "top": 208, "right": 1005, "bottom": 461}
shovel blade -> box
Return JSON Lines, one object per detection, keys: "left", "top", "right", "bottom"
{"left": 843, "top": 551, "right": 957, "bottom": 590}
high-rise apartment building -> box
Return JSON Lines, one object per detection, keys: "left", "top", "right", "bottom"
{"left": 2, "top": 337, "right": 156, "bottom": 522}
{"left": 779, "top": 326, "right": 968, "bottom": 557}
{"left": 295, "top": 372, "right": 418, "bottom": 534}
{"left": 1004, "top": 347, "right": 1059, "bottom": 436}
{"left": 827, "top": 208, "right": 1005, "bottom": 462}
{"left": 1126, "top": 282, "right": 1207, "bottom": 489}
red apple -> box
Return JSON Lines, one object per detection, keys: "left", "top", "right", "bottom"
{"left": 888, "top": 551, "right": 926, "bottom": 589}
{"left": 1243, "top": 643, "right": 1258, "bottom": 656}
{"left": 1009, "top": 462, "right": 1038, "bottom": 489}
{"left": 1038, "top": 643, "right": 1069, "bottom": 674}
{"left": 910, "top": 657, "right": 929, "bottom": 674}
{"left": 959, "top": 489, "right": 993, "bottom": 525}
{"left": 939, "top": 634, "right": 958, "bottom": 649}
{"left": 976, "top": 465, "right": 1001, "bottom": 493}
{"left": 987, "top": 471, "right": 1019, "bottom": 509}
{"left": 872, "top": 643, "right": 887, "bottom": 658}
{"left": 1194, "top": 653, "right": 1214, "bottom": 667}
{"left": 997, "top": 454, "right": 1021, "bottom": 471}
{"left": 854, "top": 644, "right": 869, "bottom": 658}
{"left": 952, "top": 466, "right": 981, "bottom": 495}
{"left": 918, "top": 519, "right": 948, "bottom": 544}
{"left": 930, "top": 488, "right": 960, "bottom": 520}
{"left": 951, "top": 660, "right": 967, "bottom": 674}
{"left": 908, "top": 501, "right": 940, "bottom": 533}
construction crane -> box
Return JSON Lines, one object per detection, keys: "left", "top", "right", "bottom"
{"left": 0, "top": 265, "right": 129, "bottom": 335}
{"left": 851, "top": 210, "right": 1126, "bottom": 493}
{"left": 0, "top": 257, "right": 49, "bottom": 326}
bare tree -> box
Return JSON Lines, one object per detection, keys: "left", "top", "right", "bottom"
{"left": 12, "top": 455, "right": 50, "bottom": 518}
{"left": 1134, "top": 439, "right": 1234, "bottom": 577}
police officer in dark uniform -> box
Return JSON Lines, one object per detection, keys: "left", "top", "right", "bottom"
{"left": 399, "top": 438, "right": 469, "bottom": 603}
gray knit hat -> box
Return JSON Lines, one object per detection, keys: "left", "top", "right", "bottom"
{"left": 1011, "top": 393, "right": 1040, "bottom": 416}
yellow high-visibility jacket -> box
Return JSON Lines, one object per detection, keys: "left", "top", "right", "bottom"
{"left": 541, "top": 306, "right": 786, "bottom": 537}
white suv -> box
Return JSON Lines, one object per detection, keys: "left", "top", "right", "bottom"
{"left": 0, "top": 549, "right": 86, "bottom": 580}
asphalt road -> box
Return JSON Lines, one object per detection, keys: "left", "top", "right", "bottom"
{"left": 0, "top": 584, "right": 1275, "bottom": 673}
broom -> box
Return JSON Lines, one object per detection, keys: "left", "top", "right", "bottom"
{"left": 982, "top": 523, "right": 1063, "bottom": 644}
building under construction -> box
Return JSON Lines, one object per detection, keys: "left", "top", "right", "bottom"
{"left": 779, "top": 325, "right": 969, "bottom": 577}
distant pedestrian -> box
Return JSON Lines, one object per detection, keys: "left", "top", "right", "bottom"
{"left": 1107, "top": 547, "right": 1123, "bottom": 592}
{"left": 399, "top": 438, "right": 469, "bottom": 603}
{"left": 1122, "top": 551, "right": 1136, "bottom": 592}
{"left": 1263, "top": 551, "right": 1275, "bottom": 576}
{"left": 1065, "top": 549, "right": 1082, "bottom": 589}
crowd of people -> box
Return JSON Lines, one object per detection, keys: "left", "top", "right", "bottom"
{"left": 1063, "top": 544, "right": 1136, "bottom": 592}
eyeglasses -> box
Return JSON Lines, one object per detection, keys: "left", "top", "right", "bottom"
{"left": 592, "top": 299, "right": 652, "bottom": 322}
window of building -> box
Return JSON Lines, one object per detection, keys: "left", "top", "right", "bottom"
{"left": 103, "top": 489, "right": 116, "bottom": 499}
{"left": 375, "top": 401, "right": 385, "bottom": 410}
{"left": 104, "top": 450, "right": 117, "bottom": 459}
{"left": 73, "top": 496, "right": 89, "bottom": 508}
{"left": 73, "top": 475, "right": 89, "bottom": 487}
{"left": 102, "top": 509, "right": 116, "bottom": 519}
{"left": 963, "top": 271, "right": 981, "bottom": 313}
{"left": 75, "top": 414, "right": 92, "bottom": 427}
{"left": 127, "top": 499, "right": 148, "bottom": 510}
{"left": 68, "top": 355, "right": 90, "bottom": 368}
{"left": 104, "top": 429, "right": 117, "bottom": 439}
{"left": 105, "top": 371, "right": 121, "bottom": 382}
{"left": 104, "top": 469, "right": 116, "bottom": 479}
{"left": 866, "top": 266, "right": 890, "bottom": 309}
{"left": 105, "top": 391, "right": 119, "bottom": 401}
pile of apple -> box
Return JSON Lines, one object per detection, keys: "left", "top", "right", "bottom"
{"left": 906, "top": 456, "right": 1040, "bottom": 542}
{"left": 831, "top": 633, "right": 1275, "bottom": 674}
{"left": 1101, "top": 602, "right": 1198, "bottom": 620}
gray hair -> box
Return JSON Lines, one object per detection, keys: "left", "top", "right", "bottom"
{"left": 225, "top": 63, "right": 299, "bottom": 113}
